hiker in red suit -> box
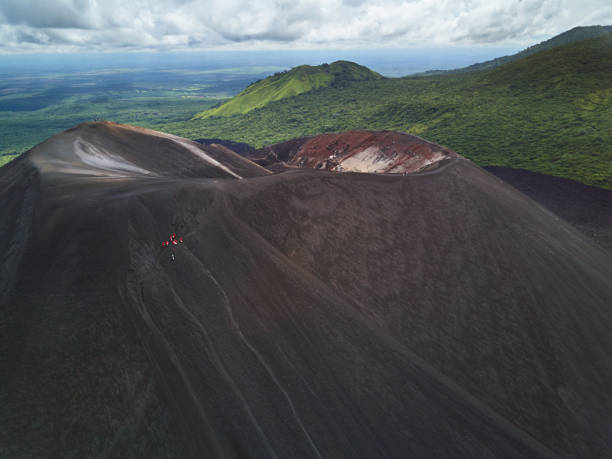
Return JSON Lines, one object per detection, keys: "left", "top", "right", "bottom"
{"left": 161, "top": 231, "right": 183, "bottom": 261}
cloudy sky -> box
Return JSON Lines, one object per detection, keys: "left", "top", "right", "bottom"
{"left": 0, "top": 0, "right": 611, "bottom": 53}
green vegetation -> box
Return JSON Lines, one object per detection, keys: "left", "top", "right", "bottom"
{"left": 2, "top": 28, "right": 611, "bottom": 189}
{"left": 194, "top": 61, "right": 382, "bottom": 119}
{"left": 161, "top": 33, "right": 612, "bottom": 189}
{"left": 0, "top": 153, "right": 19, "bottom": 167}
{"left": 421, "top": 25, "right": 612, "bottom": 75}
{"left": 0, "top": 65, "right": 277, "bottom": 157}
{"left": 0, "top": 95, "right": 220, "bottom": 156}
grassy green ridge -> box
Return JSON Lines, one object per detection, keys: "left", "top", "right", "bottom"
{"left": 193, "top": 61, "right": 382, "bottom": 119}
{"left": 0, "top": 153, "right": 19, "bottom": 167}
{"left": 421, "top": 25, "right": 612, "bottom": 75}
{"left": 160, "top": 33, "right": 612, "bottom": 189}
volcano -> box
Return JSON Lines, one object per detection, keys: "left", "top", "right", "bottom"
{"left": 2, "top": 122, "right": 612, "bottom": 458}
{"left": 252, "top": 130, "right": 457, "bottom": 173}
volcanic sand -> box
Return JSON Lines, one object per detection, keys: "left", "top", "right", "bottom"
{"left": 2, "top": 122, "right": 612, "bottom": 458}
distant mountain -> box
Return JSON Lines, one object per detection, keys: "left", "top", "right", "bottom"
{"left": 483, "top": 31, "right": 612, "bottom": 90}
{"left": 194, "top": 61, "right": 382, "bottom": 119}
{"left": 178, "top": 30, "right": 612, "bottom": 189}
{"left": 419, "top": 25, "right": 612, "bottom": 75}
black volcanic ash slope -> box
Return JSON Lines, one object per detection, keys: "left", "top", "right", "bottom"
{"left": 1, "top": 122, "right": 612, "bottom": 458}
{"left": 485, "top": 166, "right": 612, "bottom": 253}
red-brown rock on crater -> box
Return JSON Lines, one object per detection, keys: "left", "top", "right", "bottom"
{"left": 254, "top": 130, "right": 458, "bottom": 173}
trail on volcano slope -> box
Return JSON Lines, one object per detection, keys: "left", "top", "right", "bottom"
{"left": 2, "top": 123, "right": 612, "bottom": 458}
{"left": 28, "top": 121, "right": 270, "bottom": 180}
{"left": 233, "top": 162, "right": 612, "bottom": 453}
{"left": 118, "top": 182, "right": 557, "bottom": 459}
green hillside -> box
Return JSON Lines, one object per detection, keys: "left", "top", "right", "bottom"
{"left": 194, "top": 61, "right": 382, "bottom": 119}
{"left": 162, "top": 32, "right": 612, "bottom": 189}
{"left": 421, "top": 25, "right": 612, "bottom": 75}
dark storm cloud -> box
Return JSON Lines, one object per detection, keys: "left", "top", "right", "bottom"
{"left": 0, "top": 0, "right": 610, "bottom": 52}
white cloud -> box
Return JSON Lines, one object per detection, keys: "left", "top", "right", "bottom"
{"left": 0, "top": 0, "right": 609, "bottom": 53}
